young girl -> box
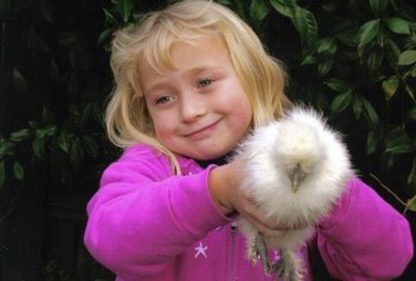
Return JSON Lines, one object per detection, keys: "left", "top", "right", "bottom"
{"left": 84, "top": 1, "right": 413, "bottom": 280}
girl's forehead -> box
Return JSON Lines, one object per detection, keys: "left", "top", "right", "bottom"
{"left": 136, "top": 35, "right": 236, "bottom": 96}
{"left": 140, "top": 33, "right": 226, "bottom": 74}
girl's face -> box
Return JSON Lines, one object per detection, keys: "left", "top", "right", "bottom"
{"left": 139, "top": 36, "right": 252, "bottom": 160}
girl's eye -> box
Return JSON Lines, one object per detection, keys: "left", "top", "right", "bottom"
{"left": 155, "top": 95, "right": 174, "bottom": 105}
{"left": 198, "top": 79, "right": 213, "bottom": 88}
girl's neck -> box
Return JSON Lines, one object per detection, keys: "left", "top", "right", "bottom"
{"left": 195, "top": 152, "right": 234, "bottom": 168}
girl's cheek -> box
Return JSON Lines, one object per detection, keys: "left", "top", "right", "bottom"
{"left": 153, "top": 120, "right": 171, "bottom": 138}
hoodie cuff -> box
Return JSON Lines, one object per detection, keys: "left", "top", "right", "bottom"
{"left": 168, "top": 165, "right": 232, "bottom": 239}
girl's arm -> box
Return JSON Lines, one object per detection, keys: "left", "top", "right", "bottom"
{"left": 317, "top": 177, "right": 414, "bottom": 280}
{"left": 84, "top": 145, "right": 231, "bottom": 280}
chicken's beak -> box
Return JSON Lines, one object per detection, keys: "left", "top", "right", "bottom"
{"left": 290, "top": 164, "right": 305, "bottom": 193}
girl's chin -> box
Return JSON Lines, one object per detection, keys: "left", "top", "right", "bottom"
{"left": 186, "top": 148, "right": 234, "bottom": 161}
{"left": 167, "top": 140, "right": 235, "bottom": 160}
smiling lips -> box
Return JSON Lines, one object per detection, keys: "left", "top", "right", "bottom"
{"left": 184, "top": 119, "right": 222, "bottom": 139}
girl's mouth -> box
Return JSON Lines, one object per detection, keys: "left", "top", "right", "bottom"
{"left": 184, "top": 119, "right": 222, "bottom": 139}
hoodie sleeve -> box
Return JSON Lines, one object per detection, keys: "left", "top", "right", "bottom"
{"left": 83, "top": 145, "right": 230, "bottom": 280}
{"left": 317, "top": 177, "right": 414, "bottom": 280}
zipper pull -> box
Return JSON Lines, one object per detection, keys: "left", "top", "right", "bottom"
{"left": 230, "top": 222, "right": 237, "bottom": 238}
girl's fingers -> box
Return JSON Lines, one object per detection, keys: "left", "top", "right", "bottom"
{"left": 236, "top": 192, "right": 308, "bottom": 233}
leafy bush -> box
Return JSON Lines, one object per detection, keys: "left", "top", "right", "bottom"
{"left": 1, "top": 0, "right": 415, "bottom": 215}
{"left": 0, "top": 0, "right": 117, "bottom": 195}
{"left": 2, "top": 0, "right": 414, "bottom": 208}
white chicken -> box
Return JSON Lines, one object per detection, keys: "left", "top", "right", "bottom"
{"left": 235, "top": 107, "right": 354, "bottom": 281}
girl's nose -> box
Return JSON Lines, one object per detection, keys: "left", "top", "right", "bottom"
{"left": 180, "top": 91, "right": 207, "bottom": 122}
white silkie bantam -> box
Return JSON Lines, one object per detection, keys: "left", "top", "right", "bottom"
{"left": 235, "top": 106, "right": 354, "bottom": 281}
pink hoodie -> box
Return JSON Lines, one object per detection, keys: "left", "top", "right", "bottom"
{"left": 84, "top": 144, "right": 413, "bottom": 281}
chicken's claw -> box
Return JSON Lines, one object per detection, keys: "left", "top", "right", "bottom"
{"left": 271, "top": 249, "right": 303, "bottom": 281}
{"left": 248, "top": 234, "right": 271, "bottom": 276}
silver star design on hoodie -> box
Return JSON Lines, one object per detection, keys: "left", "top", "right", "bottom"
{"left": 194, "top": 242, "right": 208, "bottom": 259}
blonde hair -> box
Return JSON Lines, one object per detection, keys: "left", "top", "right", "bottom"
{"left": 106, "top": 0, "right": 291, "bottom": 174}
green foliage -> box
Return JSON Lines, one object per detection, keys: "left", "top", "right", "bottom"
{"left": 305, "top": 0, "right": 415, "bottom": 211}
{"left": 208, "top": 0, "right": 416, "bottom": 213}
{"left": 2, "top": 0, "right": 415, "bottom": 212}
{"left": 2, "top": 0, "right": 416, "bottom": 197}
{"left": 0, "top": 0, "right": 117, "bottom": 192}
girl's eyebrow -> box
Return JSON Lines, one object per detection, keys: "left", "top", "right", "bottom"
{"left": 144, "top": 66, "right": 226, "bottom": 95}
{"left": 186, "top": 65, "right": 227, "bottom": 78}
{"left": 144, "top": 81, "right": 171, "bottom": 96}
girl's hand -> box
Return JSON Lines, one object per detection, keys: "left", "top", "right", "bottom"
{"left": 208, "top": 160, "right": 307, "bottom": 234}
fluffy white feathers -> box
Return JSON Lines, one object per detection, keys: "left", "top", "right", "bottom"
{"left": 235, "top": 106, "right": 354, "bottom": 280}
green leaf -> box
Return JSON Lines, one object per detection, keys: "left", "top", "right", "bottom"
{"left": 407, "top": 156, "right": 416, "bottom": 186}
{"left": 103, "top": 8, "right": 117, "bottom": 25}
{"left": 324, "top": 79, "right": 350, "bottom": 93}
{"left": 382, "top": 76, "right": 399, "bottom": 100}
{"left": 58, "top": 130, "right": 71, "bottom": 153}
{"left": 35, "top": 125, "right": 57, "bottom": 139}
{"left": 318, "top": 59, "right": 334, "bottom": 76}
{"left": 330, "top": 91, "right": 353, "bottom": 113}
{"left": 12, "top": 67, "right": 27, "bottom": 95}
{"left": 116, "top": 0, "right": 134, "bottom": 23}
{"left": 408, "top": 107, "right": 416, "bottom": 120}
{"left": 0, "top": 140, "right": 15, "bottom": 158}
{"left": 0, "top": 161, "right": 5, "bottom": 189}
{"left": 32, "top": 138, "right": 46, "bottom": 159}
{"left": 389, "top": 0, "right": 399, "bottom": 10}
{"left": 385, "top": 39, "right": 401, "bottom": 68}
{"left": 376, "top": 28, "right": 385, "bottom": 47}
{"left": 366, "top": 129, "right": 380, "bottom": 154}
{"left": 10, "top": 128, "right": 32, "bottom": 142}
{"left": 291, "top": 7, "right": 318, "bottom": 46}
{"left": 40, "top": 0, "right": 55, "bottom": 24}
{"left": 412, "top": 65, "right": 416, "bottom": 77}
{"left": 300, "top": 54, "right": 316, "bottom": 65}
{"left": 317, "top": 38, "right": 337, "bottom": 55}
{"left": 269, "top": 0, "right": 317, "bottom": 46}
{"left": 13, "top": 161, "right": 24, "bottom": 181}
{"left": 367, "top": 49, "right": 384, "bottom": 71}
{"left": 98, "top": 28, "right": 113, "bottom": 46}
{"left": 385, "top": 136, "right": 415, "bottom": 154}
{"left": 250, "top": 0, "right": 269, "bottom": 22}
{"left": 406, "top": 195, "right": 416, "bottom": 212}
{"left": 358, "top": 19, "right": 380, "bottom": 47}
{"left": 398, "top": 50, "right": 416, "bottom": 66}
{"left": 337, "top": 31, "right": 357, "bottom": 48}
{"left": 352, "top": 95, "right": 364, "bottom": 120}
{"left": 269, "top": 0, "right": 294, "bottom": 17}
{"left": 386, "top": 145, "right": 415, "bottom": 154}
{"left": 384, "top": 17, "right": 410, "bottom": 35}
{"left": 369, "top": 0, "right": 388, "bottom": 16}
{"left": 363, "top": 99, "right": 380, "bottom": 126}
